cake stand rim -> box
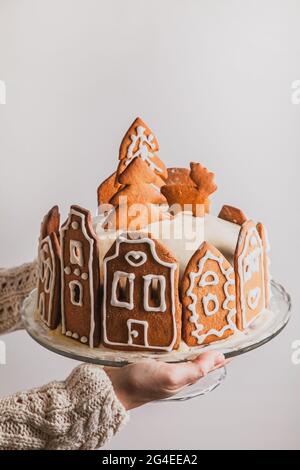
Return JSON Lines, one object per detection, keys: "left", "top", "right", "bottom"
{"left": 21, "top": 279, "right": 291, "bottom": 366}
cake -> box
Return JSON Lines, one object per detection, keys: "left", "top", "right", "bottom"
{"left": 36, "top": 117, "right": 271, "bottom": 352}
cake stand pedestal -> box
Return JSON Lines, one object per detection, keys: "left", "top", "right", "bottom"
{"left": 22, "top": 280, "right": 291, "bottom": 401}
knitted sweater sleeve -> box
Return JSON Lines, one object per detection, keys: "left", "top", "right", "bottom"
{"left": 0, "top": 364, "right": 128, "bottom": 450}
{"left": 0, "top": 263, "right": 129, "bottom": 449}
{"left": 0, "top": 261, "right": 38, "bottom": 334}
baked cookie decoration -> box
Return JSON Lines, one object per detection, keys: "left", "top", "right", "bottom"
{"left": 103, "top": 158, "right": 170, "bottom": 231}
{"left": 97, "top": 171, "right": 122, "bottom": 215}
{"left": 116, "top": 117, "right": 168, "bottom": 185}
{"left": 102, "top": 232, "right": 181, "bottom": 351}
{"left": 218, "top": 205, "right": 248, "bottom": 225}
{"left": 234, "top": 220, "right": 265, "bottom": 330}
{"left": 60, "top": 205, "right": 101, "bottom": 347}
{"left": 161, "top": 162, "right": 217, "bottom": 215}
{"left": 37, "top": 206, "right": 61, "bottom": 329}
{"left": 181, "top": 242, "right": 236, "bottom": 346}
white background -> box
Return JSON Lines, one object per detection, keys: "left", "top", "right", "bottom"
{"left": 0, "top": 0, "right": 299, "bottom": 450}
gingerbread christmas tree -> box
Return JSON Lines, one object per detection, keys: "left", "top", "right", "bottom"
{"left": 115, "top": 117, "right": 168, "bottom": 187}
{"left": 161, "top": 162, "right": 217, "bottom": 216}
{"left": 104, "top": 158, "right": 170, "bottom": 230}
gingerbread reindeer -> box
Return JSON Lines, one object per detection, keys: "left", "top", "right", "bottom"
{"left": 161, "top": 162, "right": 217, "bottom": 216}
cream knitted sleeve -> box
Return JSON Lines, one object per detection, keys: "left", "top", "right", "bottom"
{"left": 0, "top": 261, "right": 38, "bottom": 334}
{"left": 0, "top": 363, "right": 128, "bottom": 450}
{"left": 0, "top": 263, "right": 128, "bottom": 449}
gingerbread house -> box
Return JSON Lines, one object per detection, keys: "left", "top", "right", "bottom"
{"left": 102, "top": 234, "right": 181, "bottom": 351}
{"left": 181, "top": 242, "right": 236, "bottom": 346}
{"left": 60, "top": 205, "right": 101, "bottom": 347}
{"left": 234, "top": 220, "right": 266, "bottom": 330}
{"left": 37, "top": 206, "right": 61, "bottom": 329}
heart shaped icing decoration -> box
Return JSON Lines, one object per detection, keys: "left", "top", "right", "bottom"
{"left": 125, "top": 251, "right": 147, "bottom": 267}
{"left": 247, "top": 287, "right": 261, "bottom": 310}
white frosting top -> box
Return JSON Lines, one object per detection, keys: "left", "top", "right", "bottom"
{"left": 94, "top": 212, "right": 241, "bottom": 282}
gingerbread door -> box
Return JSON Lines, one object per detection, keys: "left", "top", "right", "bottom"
{"left": 127, "top": 320, "right": 149, "bottom": 347}
{"left": 181, "top": 242, "right": 237, "bottom": 346}
{"left": 234, "top": 221, "right": 266, "bottom": 330}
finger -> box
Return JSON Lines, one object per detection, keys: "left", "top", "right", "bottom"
{"left": 166, "top": 351, "right": 225, "bottom": 389}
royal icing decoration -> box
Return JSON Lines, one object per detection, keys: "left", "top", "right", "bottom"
{"left": 199, "top": 271, "right": 219, "bottom": 287}
{"left": 125, "top": 126, "right": 162, "bottom": 173}
{"left": 187, "top": 249, "right": 236, "bottom": 344}
{"left": 143, "top": 274, "right": 167, "bottom": 312}
{"left": 247, "top": 287, "right": 261, "bottom": 310}
{"left": 127, "top": 319, "right": 149, "bottom": 346}
{"left": 202, "top": 293, "right": 219, "bottom": 317}
{"left": 103, "top": 235, "right": 178, "bottom": 351}
{"left": 111, "top": 271, "right": 135, "bottom": 310}
{"left": 125, "top": 251, "right": 147, "bottom": 267}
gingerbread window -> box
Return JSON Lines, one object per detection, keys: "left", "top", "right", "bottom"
{"left": 111, "top": 271, "right": 135, "bottom": 310}
{"left": 143, "top": 275, "right": 166, "bottom": 312}
{"left": 70, "top": 240, "right": 83, "bottom": 266}
{"left": 69, "top": 280, "right": 83, "bottom": 306}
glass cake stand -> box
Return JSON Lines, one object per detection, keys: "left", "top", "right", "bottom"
{"left": 22, "top": 280, "right": 291, "bottom": 401}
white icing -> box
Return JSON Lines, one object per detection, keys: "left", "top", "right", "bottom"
{"left": 111, "top": 271, "right": 135, "bottom": 310}
{"left": 80, "top": 336, "right": 88, "bottom": 343}
{"left": 247, "top": 287, "right": 261, "bottom": 310}
{"left": 69, "top": 280, "right": 83, "bottom": 306}
{"left": 237, "top": 226, "right": 265, "bottom": 328}
{"left": 187, "top": 249, "right": 236, "bottom": 344}
{"left": 66, "top": 331, "right": 72, "bottom": 337}
{"left": 204, "top": 214, "right": 240, "bottom": 264}
{"left": 70, "top": 240, "right": 83, "bottom": 266}
{"left": 60, "top": 208, "right": 96, "bottom": 347}
{"left": 81, "top": 272, "right": 88, "bottom": 280}
{"left": 71, "top": 221, "right": 79, "bottom": 230}
{"left": 199, "top": 271, "right": 219, "bottom": 287}
{"left": 125, "top": 251, "right": 147, "bottom": 267}
{"left": 125, "top": 125, "right": 162, "bottom": 173}
{"left": 147, "top": 213, "right": 205, "bottom": 277}
{"left": 74, "top": 268, "right": 81, "bottom": 276}
{"left": 143, "top": 274, "right": 166, "bottom": 312}
{"left": 103, "top": 236, "right": 177, "bottom": 351}
{"left": 127, "top": 319, "right": 149, "bottom": 347}
{"left": 243, "top": 247, "right": 261, "bottom": 282}
{"left": 202, "top": 293, "right": 219, "bottom": 317}
{"left": 72, "top": 332, "right": 79, "bottom": 339}
{"left": 64, "top": 267, "right": 71, "bottom": 275}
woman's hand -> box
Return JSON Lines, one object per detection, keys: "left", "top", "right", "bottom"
{"left": 104, "top": 350, "right": 226, "bottom": 410}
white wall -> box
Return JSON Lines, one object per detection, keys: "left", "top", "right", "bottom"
{"left": 0, "top": 0, "right": 299, "bottom": 450}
